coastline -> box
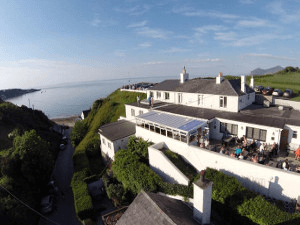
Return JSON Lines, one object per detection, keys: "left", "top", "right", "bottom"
{"left": 51, "top": 115, "right": 81, "bottom": 128}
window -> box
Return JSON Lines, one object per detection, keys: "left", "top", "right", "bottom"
{"left": 150, "top": 91, "right": 154, "bottom": 97}
{"left": 198, "top": 95, "right": 203, "bottom": 106}
{"left": 102, "top": 138, "right": 106, "bottom": 145}
{"left": 220, "top": 122, "right": 238, "bottom": 136}
{"left": 293, "top": 131, "right": 297, "bottom": 139}
{"left": 108, "top": 142, "right": 111, "bottom": 149}
{"left": 246, "top": 127, "right": 267, "bottom": 141}
{"left": 157, "top": 92, "right": 161, "bottom": 99}
{"left": 139, "top": 110, "right": 143, "bottom": 115}
{"left": 178, "top": 93, "right": 182, "bottom": 103}
{"left": 131, "top": 109, "right": 135, "bottom": 116}
{"left": 220, "top": 96, "right": 227, "bottom": 108}
{"left": 165, "top": 92, "right": 170, "bottom": 100}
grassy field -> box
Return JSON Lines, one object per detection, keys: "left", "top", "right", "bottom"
{"left": 246, "top": 72, "right": 300, "bottom": 100}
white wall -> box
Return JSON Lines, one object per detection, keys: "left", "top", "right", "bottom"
{"left": 149, "top": 143, "right": 190, "bottom": 185}
{"left": 274, "top": 99, "right": 300, "bottom": 111}
{"left": 125, "top": 104, "right": 149, "bottom": 121}
{"left": 113, "top": 136, "right": 131, "bottom": 153}
{"left": 100, "top": 135, "right": 115, "bottom": 160}
{"left": 238, "top": 92, "right": 255, "bottom": 111}
{"left": 148, "top": 141, "right": 300, "bottom": 202}
{"left": 147, "top": 90, "right": 239, "bottom": 112}
{"left": 284, "top": 124, "right": 300, "bottom": 150}
{"left": 120, "top": 89, "right": 147, "bottom": 93}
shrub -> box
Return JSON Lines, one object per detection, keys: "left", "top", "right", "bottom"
{"left": 71, "top": 120, "right": 88, "bottom": 146}
{"left": 157, "top": 181, "right": 193, "bottom": 198}
{"left": 72, "top": 169, "right": 94, "bottom": 221}
{"left": 106, "top": 183, "right": 126, "bottom": 206}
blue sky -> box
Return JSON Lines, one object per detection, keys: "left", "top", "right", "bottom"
{"left": 1, "top": 0, "right": 299, "bottom": 89}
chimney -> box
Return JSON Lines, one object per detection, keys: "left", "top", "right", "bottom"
{"left": 193, "top": 170, "right": 213, "bottom": 225}
{"left": 241, "top": 75, "right": 246, "bottom": 93}
{"left": 216, "top": 72, "right": 224, "bottom": 84}
{"left": 250, "top": 76, "right": 254, "bottom": 89}
{"left": 180, "top": 66, "right": 189, "bottom": 84}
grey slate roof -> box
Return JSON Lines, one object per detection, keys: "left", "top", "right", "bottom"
{"left": 116, "top": 191, "right": 200, "bottom": 225}
{"left": 149, "top": 78, "right": 254, "bottom": 96}
{"left": 98, "top": 120, "right": 136, "bottom": 141}
{"left": 127, "top": 102, "right": 300, "bottom": 129}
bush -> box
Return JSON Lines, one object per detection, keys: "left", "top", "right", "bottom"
{"left": 71, "top": 120, "right": 88, "bottom": 146}
{"left": 106, "top": 183, "right": 126, "bottom": 206}
{"left": 71, "top": 169, "right": 94, "bottom": 221}
{"left": 157, "top": 181, "right": 193, "bottom": 198}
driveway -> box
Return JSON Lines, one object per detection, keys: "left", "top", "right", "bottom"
{"left": 39, "top": 128, "right": 82, "bottom": 225}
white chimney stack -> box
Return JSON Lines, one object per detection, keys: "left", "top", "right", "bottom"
{"left": 216, "top": 72, "right": 224, "bottom": 84}
{"left": 180, "top": 66, "right": 189, "bottom": 84}
{"left": 193, "top": 170, "right": 213, "bottom": 225}
{"left": 241, "top": 75, "right": 246, "bottom": 93}
{"left": 250, "top": 76, "right": 254, "bottom": 89}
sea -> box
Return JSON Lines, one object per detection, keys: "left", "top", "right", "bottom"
{"left": 7, "top": 76, "right": 173, "bottom": 119}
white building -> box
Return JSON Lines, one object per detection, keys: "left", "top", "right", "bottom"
{"left": 98, "top": 120, "right": 136, "bottom": 161}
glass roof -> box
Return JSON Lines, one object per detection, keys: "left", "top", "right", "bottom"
{"left": 137, "top": 111, "right": 206, "bottom": 133}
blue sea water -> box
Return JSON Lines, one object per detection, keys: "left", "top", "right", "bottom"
{"left": 7, "top": 76, "right": 172, "bottom": 119}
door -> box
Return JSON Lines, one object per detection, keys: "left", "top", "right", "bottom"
{"left": 280, "top": 129, "right": 289, "bottom": 150}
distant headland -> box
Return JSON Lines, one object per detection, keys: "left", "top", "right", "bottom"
{"left": 0, "top": 88, "right": 40, "bottom": 100}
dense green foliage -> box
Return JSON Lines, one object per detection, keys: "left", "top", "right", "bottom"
{"left": 71, "top": 89, "right": 146, "bottom": 221}
{"left": 0, "top": 101, "right": 60, "bottom": 224}
{"left": 72, "top": 169, "right": 95, "bottom": 220}
{"left": 113, "top": 149, "right": 162, "bottom": 194}
{"left": 205, "top": 168, "right": 300, "bottom": 225}
{"left": 71, "top": 120, "right": 88, "bottom": 146}
{"left": 127, "top": 136, "right": 153, "bottom": 164}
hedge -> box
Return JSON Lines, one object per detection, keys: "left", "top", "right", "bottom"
{"left": 71, "top": 169, "right": 94, "bottom": 221}
{"left": 157, "top": 181, "right": 193, "bottom": 198}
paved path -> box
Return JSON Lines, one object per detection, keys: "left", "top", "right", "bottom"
{"left": 39, "top": 128, "right": 82, "bottom": 225}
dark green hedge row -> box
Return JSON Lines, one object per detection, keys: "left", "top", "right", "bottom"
{"left": 205, "top": 168, "right": 300, "bottom": 225}
{"left": 71, "top": 168, "right": 94, "bottom": 221}
{"left": 157, "top": 181, "right": 193, "bottom": 198}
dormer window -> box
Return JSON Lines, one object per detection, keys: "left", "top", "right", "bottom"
{"left": 220, "top": 96, "right": 227, "bottom": 108}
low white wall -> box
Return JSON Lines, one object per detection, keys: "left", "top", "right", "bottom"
{"left": 274, "top": 99, "right": 300, "bottom": 111}
{"left": 149, "top": 143, "right": 190, "bottom": 185}
{"left": 120, "top": 89, "right": 147, "bottom": 93}
{"left": 143, "top": 135, "right": 300, "bottom": 202}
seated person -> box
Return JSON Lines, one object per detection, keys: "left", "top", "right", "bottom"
{"left": 219, "top": 146, "right": 226, "bottom": 154}
{"left": 238, "top": 153, "right": 244, "bottom": 160}
{"left": 230, "top": 152, "right": 235, "bottom": 157}
{"left": 243, "top": 135, "right": 248, "bottom": 145}
{"left": 250, "top": 138, "right": 257, "bottom": 150}
{"left": 295, "top": 145, "right": 300, "bottom": 160}
{"left": 251, "top": 155, "right": 258, "bottom": 163}
{"left": 258, "top": 156, "right": 266, "bottom": 164}
{"left": 200, "top": 142, "right": 205, "bottom": 148}
{"left": 235, "top": 145, "right": 242, "bottom": 156}
{"left": 282, "top": 159, "right": 290, "bottom": 171}
{"left": 259, "top": 143, "right": 265, "bottom": 155}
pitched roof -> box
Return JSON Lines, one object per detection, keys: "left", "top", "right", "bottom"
{"left": 126, "top": 102, "right": 300, "bottom": 129}
{"left": 116, "top": 191, "right": 199, "bottom": 225}
{"left": 98, "top": 120, "right": 136, "bottom": 141}
{"left": 149, "top": 78, "right": 253, "bottom": 96}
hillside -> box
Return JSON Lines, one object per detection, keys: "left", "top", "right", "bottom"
{"left": 0, "top": 101, "right": 61, "bottom": 225}
{"left": 0, "top": 88, "right": 40, "bottom": 100}
{"left": 250, "top": 66, "right": 283, "bottom": 75}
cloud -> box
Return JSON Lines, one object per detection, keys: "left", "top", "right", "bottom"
{"left": 91, "top": 18, "right": 101, "bottom": 27}
{"left": 243, "top": 53, "right": 297, "bottom": 61}
{"left": 172, "top": 7, "right": 239, "bottom": 20}
{"left": 143, "top": 61, "right": 165, "bottom": 65}
{"left": 90, "top": 15, "right": 118, "bottom": 27}
{"left": 267, "top": 1, "right": 300, "bottom": 23}
{"left": 194, "top": 25, "right": 227, "bottom": 34}
{"left": 184, "top": 58, "right": 223, "bottom": 63}
{"left": 138, "top": 42, "right": 152, "bottom": 48}
{"left": 237, "top": 18, "right": 270, "bottom": 27}
{"left": 162, "top": 47, "right": 189, "bottom": 53}
{"left": 214, "top": 32, "right": 237, "bottom": 41}
{"left": 239, "top": 0, "right": 255, "bottom": 4}
{"left": 114, "top": 50, "right": 126, "bottom": 57}
{"left": 136, "top": 27, "right": 172, "bottom": 39}
{"left": 127, "top": 20, "right": 147, "bottom": 28}
{"left": 229, "top": 34, "right": 292, "bottom": 47}
{"left": 115, "top": 4, "right": 151, "bottom": 16}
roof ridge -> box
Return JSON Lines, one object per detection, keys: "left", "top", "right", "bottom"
{"left": 141, "top": 190, "right": 178, "bottom": 225}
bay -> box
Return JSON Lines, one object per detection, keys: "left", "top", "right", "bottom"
{"left": 7, "top": 76, "right": 172, "bottom": 119}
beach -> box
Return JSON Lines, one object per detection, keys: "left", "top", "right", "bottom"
{"left": 51, "top": 115, "right": 81, "bottom": 128}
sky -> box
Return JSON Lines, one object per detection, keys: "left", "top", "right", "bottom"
{"left": 0, "top": 0, "right": 300, "bottom": 89}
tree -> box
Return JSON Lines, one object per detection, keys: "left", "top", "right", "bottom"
{"left": 70, "top": 120, "right": 88, "bottom": 146}
{"left": 12, "top": 130, "right": 53, "bottom": 186}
